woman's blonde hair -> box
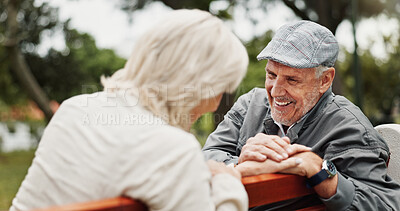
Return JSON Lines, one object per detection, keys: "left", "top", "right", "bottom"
{"left": 101, "top": 9, "right": 248, "bottom": 129}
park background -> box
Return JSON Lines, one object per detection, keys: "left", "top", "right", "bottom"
{"left": 0, "top": 0, "right": 400, "bottom": 209}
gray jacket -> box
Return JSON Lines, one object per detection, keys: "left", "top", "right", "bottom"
{"left": 202, "top": 88, "right": 400, "bottom": 211}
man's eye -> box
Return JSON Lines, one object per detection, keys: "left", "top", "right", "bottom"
{"left": 288, "top": 78, "right": 299, "bottom": 84}
{"left": 267, "top": 73, "right": 276, "bottom": 78}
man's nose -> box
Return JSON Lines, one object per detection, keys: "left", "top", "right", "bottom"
{"left": 271, "top": 78, "right": 286, "bottom": 97}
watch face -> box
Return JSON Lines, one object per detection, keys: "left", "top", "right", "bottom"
{"left": 325, "top": 160, "right": 337, "bottom": 177}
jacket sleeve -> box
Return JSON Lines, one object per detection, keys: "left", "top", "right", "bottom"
{"left": 314, "top": 114, "right": 400, "bottom": 211}
{"left": 321, "top": 147, "right": 400, "bottom": 211}
{"left": 211, "top": 174, "right": 249, "bottom": 211}
{"left": 202, "top": 90, "right": 254, "bottom": 165}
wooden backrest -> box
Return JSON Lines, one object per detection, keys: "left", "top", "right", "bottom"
{"left": 242, "top": 173, "right": 315, "bottom": 207}
{"left": 33, "top": 197, "right": 147, "bottom": 211}
{"left": 33, "top": 173, "right": 324, "bottom": 211}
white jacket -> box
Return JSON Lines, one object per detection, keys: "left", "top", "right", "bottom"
{"left": 10, "top": 91, "right": 248, "bottom": 211}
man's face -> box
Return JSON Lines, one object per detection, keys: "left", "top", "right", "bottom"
{"left": 265, "top": 60, "right": 323, "bottom": 126}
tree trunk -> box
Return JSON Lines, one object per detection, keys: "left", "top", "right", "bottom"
{"left": 314, "top": 1, "right": 344, "bottom": 95}
{"left": 4, "top": 0, "right": 54, "bottom": 122}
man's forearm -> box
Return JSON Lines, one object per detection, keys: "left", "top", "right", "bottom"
{"left": 313, "top": 174, "right": 338, "bottom": 199}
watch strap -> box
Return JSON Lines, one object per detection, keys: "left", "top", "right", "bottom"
{"left": 306, "top": 169, "right": 329, "bottom": 188}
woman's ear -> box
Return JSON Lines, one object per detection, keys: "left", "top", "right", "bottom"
{"left": 319, "top": 67, "right": 335, "bottom": 94}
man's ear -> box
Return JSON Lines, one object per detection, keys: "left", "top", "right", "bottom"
{"left": 319, "top": 67, "right": 335, "bottom": 94}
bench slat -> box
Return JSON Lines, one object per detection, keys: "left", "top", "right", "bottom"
{"left": 33, "top": 173, "right": 323, "bottom": 210}
{"left": 33, "top": 197, "right": 147, "bottom": 211}
{"left": 242, "top": 173, "right": 316, "bottom": 208}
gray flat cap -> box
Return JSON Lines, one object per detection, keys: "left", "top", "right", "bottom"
{"left": 257, "top": 20, "right": 339, "bottom": 68}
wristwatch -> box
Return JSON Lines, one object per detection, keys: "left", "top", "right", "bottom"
{"left": 306, "top": 160, "right": 337, "bottom": 188}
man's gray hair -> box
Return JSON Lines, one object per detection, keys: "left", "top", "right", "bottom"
{"left": 315, "top": 65, "right": 331, "bottom": 78}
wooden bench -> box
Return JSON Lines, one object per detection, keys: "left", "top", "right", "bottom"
{"left": 34, "top": 173, "right": 325, "bottom": 211}
{"left": 243, "top": 173, "right": 318, "bottom": 208}
{"left": 33, "top": 197, "right": 147, "bottom": 211}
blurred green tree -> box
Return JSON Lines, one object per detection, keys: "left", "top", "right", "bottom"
{"left": 26, "top": 24, "right": 125, "bottom": 102}
{"left": 1, "top": 0, "right": 59, "bottom": 121}
{"left": 117, "top": 0, "right": 400, "bottom": 126}
{"left": 0, "top": 0, "right": 126, "bottom": 121}
{"left": 2, "top": 0, "right": 400, "bottom": 126}
{"left": 338, "top": 34, "right": 400, "bottom": 125}
{"left": 236, "top": 30, "right": 273, "bottom": 97}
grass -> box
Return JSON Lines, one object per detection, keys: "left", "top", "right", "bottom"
{"left": 0, "top": 149, "right": 35, "bottom": 210}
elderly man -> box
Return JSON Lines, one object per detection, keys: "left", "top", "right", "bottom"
{"left": 202, "top": 20, "right": 400, "bottom": 210}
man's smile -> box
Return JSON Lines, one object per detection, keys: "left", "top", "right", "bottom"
{"left": 273, "top": 97, "right": 295, "bottom": 110}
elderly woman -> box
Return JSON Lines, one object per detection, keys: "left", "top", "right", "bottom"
{"left": 10, "top": 9, "right": 298, "bottom": 211}
{"left": 10, "top": 9, "right": 247, "bottom": 211}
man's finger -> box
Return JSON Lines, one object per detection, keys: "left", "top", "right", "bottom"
{"left": 242, "top": 144, "right": 286, "bottom": 162}
{"left": 282, "top": 136, "right": 291, "bottom": 144}
{"left": 245, "top": 134, "right": 291, "bottom": 159}
{"left": 286, "top": 144, "right": 312, "bottom": 156}
{"left": 263, "top": 138, "right": 289, "bottom": 159}
{"left": 238, "top": 151, "right": 267, "bottom": 164}
{"left": 257, "top": 147, "right": 287, "bottom": 162}
{"left": 274, "top": 157, "right": 303, "bottom": 172}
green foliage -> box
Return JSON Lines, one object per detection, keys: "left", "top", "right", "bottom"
{"left": 0, "top": 0, "right": 399, "bottom": 127}
{"left": 191, "top": 112, "right": 215, "bottom": 146}
{"left": 338, "top": 35, "right": 400, "bottom": 125}
{"left": 0, "top": 47, "right": 27, "bottom": 105}
{"left": 236, "top": 31, "right": 273, "bottom": 97}
{"left": 0, "top": 149, "right": 36, "bottom": 209}
{"left": 0, "top": 1, "right": 126, "bottom": 108}
{"left": 0, "top": 0, "right": 59, "bottom": 106}
{"left": 26, "top": 25, "right": 126, "bottom": 102}
{"left": 4, "top": 0, "right": 59, "bottom": 46}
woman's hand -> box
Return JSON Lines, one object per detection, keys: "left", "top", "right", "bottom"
{"left": 207, "top": 160, "right": 242, "bottom": 180}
